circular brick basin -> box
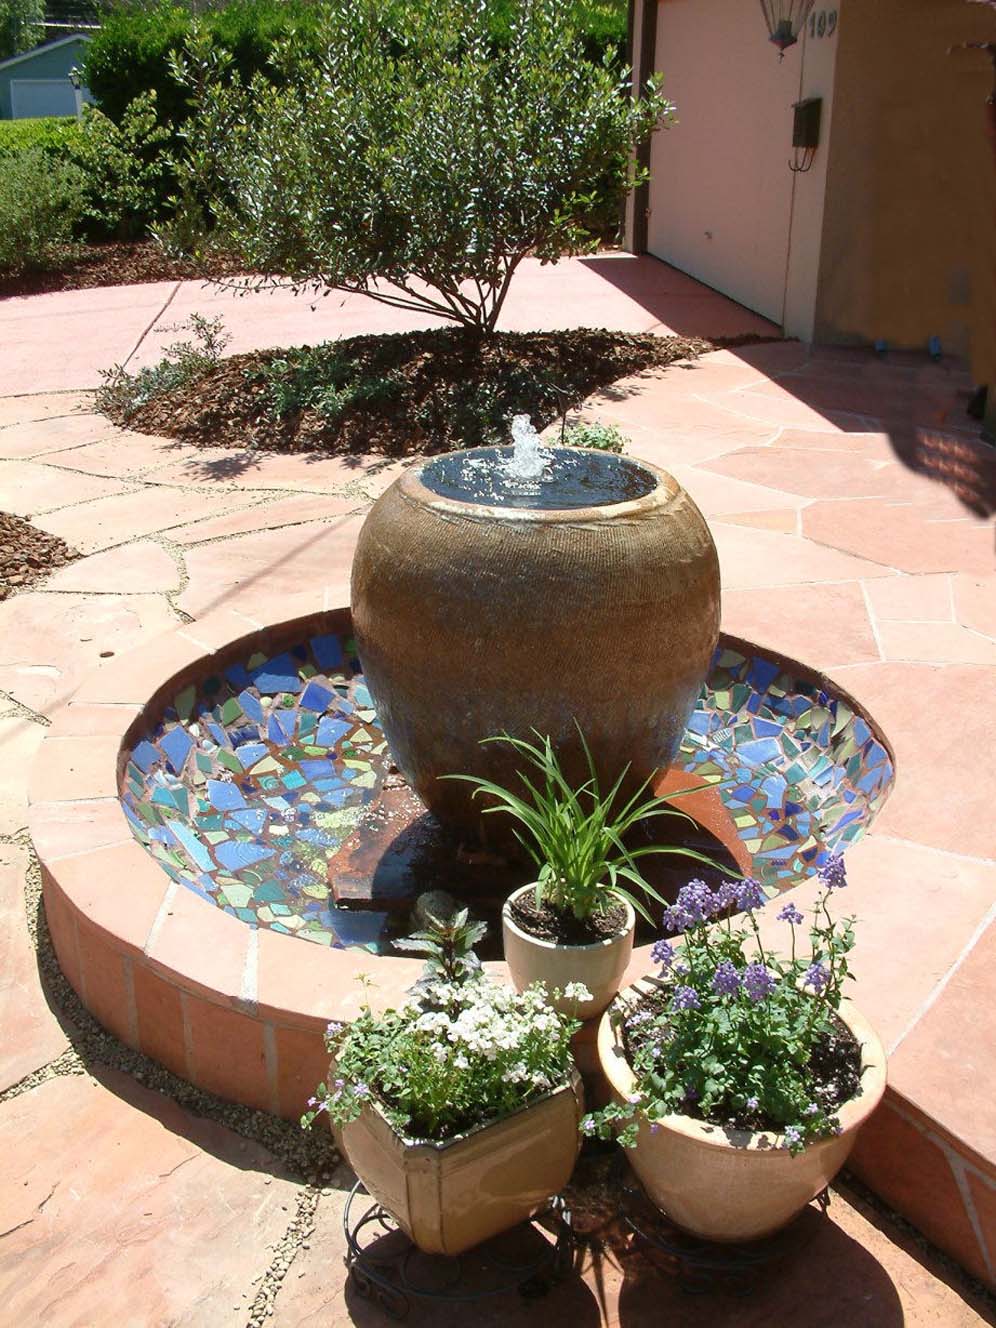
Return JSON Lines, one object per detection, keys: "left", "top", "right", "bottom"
{"left": 30, "top": 594, "right": 893, "bottom": 1120}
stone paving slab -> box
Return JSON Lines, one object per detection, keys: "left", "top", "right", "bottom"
{"left": 0, "top": 844, "right": 70, "bottom": 1092}
{"left": 272, "top": 1175, "right": 992, "bottom": 1328}
{"left": 0, "top": 1069, "right": 299, "bottom": 1327}
{"left": 0, "top": 263, "right": 993, "bottom": 1318}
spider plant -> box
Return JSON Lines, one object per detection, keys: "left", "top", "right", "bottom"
{"left": 443, "top": 728, "right": 727, "bottom": 925}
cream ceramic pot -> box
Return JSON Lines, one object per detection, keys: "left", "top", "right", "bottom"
{"left": 338, "top": 1068, "right": 584, "bottom": 1256}
{"left": 502, "top": 885, "right": 636, "bottom": 1020}
{"left": 598, "top": 982, "right": 887, "bottom": 1242}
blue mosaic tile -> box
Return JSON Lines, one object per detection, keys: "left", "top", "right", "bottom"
{"left": 121, "top": 632, "right": 894, "bottom": 954}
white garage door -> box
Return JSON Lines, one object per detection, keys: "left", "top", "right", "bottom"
{"left": 10, "top": 79, "right": 77, "bottom": 119}
{"left": 648, "top": 0, "right": 800, "bottom": 325}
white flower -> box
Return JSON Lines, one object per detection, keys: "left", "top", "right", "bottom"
{"left": 563, "top": 982, "right": 593, "bottom": 1004}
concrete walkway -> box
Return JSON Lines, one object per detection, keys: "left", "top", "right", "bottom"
{"left": 0, "top": 253, "right": 778, "bottom": 395}
{"left": 0, "top": 259, "right": 994, "bottom": 1324}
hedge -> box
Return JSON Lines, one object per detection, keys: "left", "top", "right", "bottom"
{"left": 82, "top": 0, "right": 629, "bottom": 126}
{"left": 0, "top": 115, "right": 84, "bottom": 157}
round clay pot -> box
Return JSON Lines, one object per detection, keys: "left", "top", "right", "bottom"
{"left": 597, "top": 982, "right": 886, "bottom": 1242}
{"left": 350, "top": 447, "right": 720, "bottom": 848}
{"left": 502, "top": 884, "right": 635, "bottom": 1020}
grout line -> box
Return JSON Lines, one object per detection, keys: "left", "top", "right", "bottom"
{"left": 949, "top": 1151, "right": 996, "bottom": 1282}
{"left": 121, "top": 281, "right": 183, "bottom": 371}
{"left": 144, "top": 879, "right": 179, "bottom": 956}
{"left": 888, "top": 901, "right": 996, "bottom": 1057}
{"left": 858, "top": 581, "right": 886, "bottom": 661}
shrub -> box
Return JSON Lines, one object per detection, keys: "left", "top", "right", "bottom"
{"left": 96, "top": 312, "right": 229, "bottom": 417}
{"left": 562, "top": 420, "right": 628, "bottom": 452}
{"left": 71, "top": 92, "right": 173, "bottom": 239}
{"left": 0, "top": 116, "right": 83, "bottom": 159}
{"left": 0, "top": 147, "right": 86, "bottom": 274}
{"left": 81, "top": 0, "right": 324, "bottom": 127}
{"left": 0, "top": 0, "right": 44, "bottom": 62}
{"left": 179, "top": 0, "right": 672, "bottom": 332}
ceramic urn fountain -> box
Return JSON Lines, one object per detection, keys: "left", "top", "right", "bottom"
{"left": 350, "top": 420, "right": 721, "bottom": 847}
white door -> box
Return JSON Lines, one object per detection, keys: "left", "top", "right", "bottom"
{"left": 10, "top": 79, "right": 78, "bottom": 119}
{"left": 648, "top": 0, "right": 800, "bottom": 325}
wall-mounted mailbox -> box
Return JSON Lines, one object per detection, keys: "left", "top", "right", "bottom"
{"left": 792, "top": 97, "right": 823, "bottom": 150}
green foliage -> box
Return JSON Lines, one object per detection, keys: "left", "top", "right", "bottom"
{"left": 96, "top": 312, "right": 229, "bottom": 417}
{"left": 562, "top": 420, "right": 628, "bottom": 452}
{"left": 445, "top": 729, "right": 720, "bottom": 923}
{"left": 0, "top": 147, "right": 86, "bottom": 274}
{"left": 176, "top": 0, "right": 673, "bottom": 331}
{"left": 251, "top": 343, "right": 403, "bottom": 423}
{"left": 69, "top": 91, "right": 172, "bottom": 239}
{"left": 393, "top": 895, "right": 488, "bottom": 984}
{"left": 304, "top": 974, "right": 581, "bottom": 1141}
{"left": 0, "top": 116, "right": 83, "bottom": 159}
{"left": 0, "top": 0, "right": 44, "bottom": 61}
{"left": 582, "top": 862, "right": 859, "bottom": 1154}
{"left": 81, "top": 0, "right": 325, "bottom": 126}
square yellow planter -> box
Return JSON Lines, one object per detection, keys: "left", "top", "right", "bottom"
{"left": 337, "top": 1068, "right": 584, "bottom": 1256}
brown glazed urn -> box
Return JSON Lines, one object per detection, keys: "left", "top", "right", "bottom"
{"left": 350, "top": 445, "right": 720, "bottom": 848}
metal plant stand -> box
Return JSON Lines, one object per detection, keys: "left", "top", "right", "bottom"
{"left": 619, "top": 1168, "right": 830, "bottom": 1294}
{"left": 342, "top": 1181, "right": 576, "bottom": 1319}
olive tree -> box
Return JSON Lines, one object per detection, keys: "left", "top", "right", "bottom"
{"left": 176, "top": 0, "right": 673, "bottom": 332}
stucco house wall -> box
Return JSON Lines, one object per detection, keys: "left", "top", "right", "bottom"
{"left": 815, "top": 0, "right": 994, "bottom": 375}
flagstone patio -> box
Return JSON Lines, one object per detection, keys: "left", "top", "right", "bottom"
{"left": 1, "top": 256, "right": 994, "bottom": 1324}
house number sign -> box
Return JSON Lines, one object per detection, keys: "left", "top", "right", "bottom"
{"left": 808, "top": 9, "right": 838, "bottom": 38}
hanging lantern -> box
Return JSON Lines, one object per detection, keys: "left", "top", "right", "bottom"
{"left": 759, "top": 0, "right": 818, "bottom": 56}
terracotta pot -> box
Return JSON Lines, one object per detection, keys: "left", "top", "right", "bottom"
{"left": 337, "top": 1068, "right": 584, "bottom": 1256}
{"left": 350, "top": 448, "right": 719, "bottom": 849}
{"left": 597, "top": 982, "right": 887, "bottom": 1242}
{"left": 502, "top": 884, "right": 635, "bottom": 1020}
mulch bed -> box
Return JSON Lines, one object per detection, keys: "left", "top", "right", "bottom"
{"left": 101, "top": 327, "right": 725, "bottom": 458}
{"left": 0, "top": 512, "right": 79, "bottom": 600}
{"left": 0, "top": 241, "right": 245, "bottom": 299}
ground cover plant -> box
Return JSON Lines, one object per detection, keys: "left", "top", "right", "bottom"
{"left": 96, "top": 326, "right": 714, "bottom": 456}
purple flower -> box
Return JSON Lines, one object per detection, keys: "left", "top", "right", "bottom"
{"left": 661, "top": 904, "right": 690, "bottom": 935}
{"left": 818, "top": 853, "right": 847, "bottom": 890}
{"left": 711, "top": 880, "right": 739, "bottom": 914}
{"left": 676, "top": 879, "right": 714, "bottom": 924}
{"left": 671, "top": 985, "right": 701, "bottom": 1012}
{"left": 743, "top": 962, "right": 777, "bottom": 1002}
{"left": 651, "top": 938, "right": 675, "bottom": 969}
{"left": 784, "top": 1125, "right": 803, "bottom": 1148}
{"left": 745, "top": 1095, "right": 760, "bottom": 1111}
{"left": 803, "top": 961, "right": 830, "bottom": 994}
{"left": 778, "top": 902, "right": 804, "bottom": 925}
{"left": 580, "top": 1118, "right": 597, "bottom": 1136}
{"left": 804, "top": 1102, "right": 820, "bottom": 1116}
{"left": 326, "top": 1020, "right": 345, "bottom": 1038}
{"left": 353, "top": 1082, "right": 371, "bottom": 1099}
{"left": 736, "top": 878, "right": 767, "bottom": 912}
{"left": 711, "top": 959, "right": 741, "bottom": 996}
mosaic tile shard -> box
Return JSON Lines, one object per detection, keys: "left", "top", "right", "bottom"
{"left": 121, "top": 631, "right": 893, "bottom": 954}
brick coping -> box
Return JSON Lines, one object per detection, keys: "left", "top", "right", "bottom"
{"left": 27, "top": 590, "right": 996, "bottom": 1288}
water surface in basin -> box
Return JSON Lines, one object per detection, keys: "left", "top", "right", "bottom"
{"left": 120, "top": 628, "right": 892, "bottom": 954}
{"left": 421, "top": 446, "right": 656, "bottom": 510}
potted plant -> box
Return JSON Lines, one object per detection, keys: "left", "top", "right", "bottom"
{"left": 586, "top": 855, "right": 886, "bottom": 1242}
{"left": 447, "top": 730, "right": 720, "bottom": 1020}
{"left": 304, "top": 901, "right": 588, "bottom": 1256}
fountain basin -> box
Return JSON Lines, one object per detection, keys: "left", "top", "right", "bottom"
{"left": 29, "top": 594, "right": 893, "bottom": 1119}
{"left": 351, "top": 448, "right": 721, "bottom": 846}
